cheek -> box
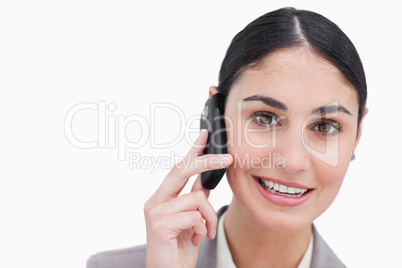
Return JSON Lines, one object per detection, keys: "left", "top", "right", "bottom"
{"left": 226, "top": 127, "right": 254, "bottom": 187}
{"left": 316, "top": 161, "right": 347, "bottom": 191}
{"left": 310, "top": 132, "right": 355, "bottom": 190}
{"left": 226, "top": 125, "right": 271, "bottom": 170}
{"left": 226, "top": 115, "right": 275, "bottom": 158}
{"left": 316, "top": 135, "right": 355, "bottom": 191}
{"left": 312, "top": 155, "right": 350, "bottom": 215}
{"left": 226, "top": 131, "right": 276, "bottom": 193}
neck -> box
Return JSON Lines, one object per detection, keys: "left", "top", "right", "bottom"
{"left": 224, "top": 196, "right": 312, "bottom": 268}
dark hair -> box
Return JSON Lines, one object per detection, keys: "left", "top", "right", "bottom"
{"left": 217, "top": 7, "right": 367, "bottom": 127}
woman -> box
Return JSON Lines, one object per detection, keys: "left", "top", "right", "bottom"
{"left": 87, "top": 7, "right": 367, "bottom": 268}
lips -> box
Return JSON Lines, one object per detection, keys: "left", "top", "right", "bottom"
{"left": 253, "top": 176, "right": 313, "bottom": 207}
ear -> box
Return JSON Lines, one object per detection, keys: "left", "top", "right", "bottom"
{"left": 353, "top": 107, "right": 369, "bottom": 153}
{"left": 209, "top": 86, "right": 219, "bottom": 98}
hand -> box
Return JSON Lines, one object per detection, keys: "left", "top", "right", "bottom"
{"left": 144, "top": 130, "right": 233, "bottom": 268}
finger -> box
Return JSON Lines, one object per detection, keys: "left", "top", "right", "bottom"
{"left": 155, "top": 153, "right": 232, "bottom": 201}
{"left": 149, "top": 130, "right": 209, "bottom": 203}
{"left": 191, "top": 175, "right": 210, "bottom": 199}
{"left": 149, "top": 191, "right": 217, "bottom": 239}
{"left": 152, "top": 211, "right": 207, "bottom": 244}
{"left": 175, "top": 153, "right": 232, "bottom": 181}
{"left": 191, "top": 224, "right": 207, "bottom": 247}
{"left": 185, "top": 129, "right": 209, "bottom": 158}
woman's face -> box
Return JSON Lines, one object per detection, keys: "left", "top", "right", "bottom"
{"left": 223, "top": 48, "right": 367, "bottom": 232}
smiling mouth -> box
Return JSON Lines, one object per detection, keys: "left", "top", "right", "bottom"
{"left": 257, "top": 177, "right": 311, "bottom": 198}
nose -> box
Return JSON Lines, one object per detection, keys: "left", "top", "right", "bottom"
{"left": 274, "top": 126, "right": 310, "bottom": 174}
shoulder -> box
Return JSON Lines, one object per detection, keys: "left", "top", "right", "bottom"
{"left": 311, "top": 225, "right": 347, "bottom": 268}
{"left": 86, "top": 244, "right": 146, "bottom": 268}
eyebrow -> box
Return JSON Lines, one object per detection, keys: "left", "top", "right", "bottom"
{"left": 243, "top": 95, "right": 287, "bottom": 111}
{"left": 243, "top": 94, "right": 352, "bottom": 116}
{"left": 312, "top": 105, "right": 352, "bottom": 116}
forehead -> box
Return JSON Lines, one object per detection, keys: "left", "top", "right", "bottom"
{"left": 228, "top": 48, "right": 359, "bottom": 113}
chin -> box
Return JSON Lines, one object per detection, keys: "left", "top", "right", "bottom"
{"left": 252, "top": 207, "right": 314, "bottom": 233}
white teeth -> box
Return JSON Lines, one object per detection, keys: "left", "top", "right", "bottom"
{"left": 258, "top": 178, "right": 309, "bottom": 196}
{"left": 287, "top": 187, "right": 296, "bottom": 194}
{"left": 273, "top": 183, "right": 279, "bottom": 191}
{"left": 279, "top": 185, "right": 287, "bottom": 193}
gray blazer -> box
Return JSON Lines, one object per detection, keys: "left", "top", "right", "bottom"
{"left": 87, "top": 206, "right": 346, "bottom": 268}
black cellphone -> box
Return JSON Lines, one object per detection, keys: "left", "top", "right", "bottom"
{"left": 199, "top": 93, "right": 228, "bottom": 189}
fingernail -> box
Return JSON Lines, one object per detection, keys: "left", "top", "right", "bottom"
{"left": 219, "top": 154, "right": 232, "bottom": 163}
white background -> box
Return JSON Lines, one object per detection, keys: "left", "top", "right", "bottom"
{"left": 1, "top": 1, "right": 401, "bottom": 267}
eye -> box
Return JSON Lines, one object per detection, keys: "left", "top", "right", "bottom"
{"left": 311, "top": 119, "right": 341, "bottom": 135}
{"left": 251, "top": 111, "right": 279, "bottom": 126}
